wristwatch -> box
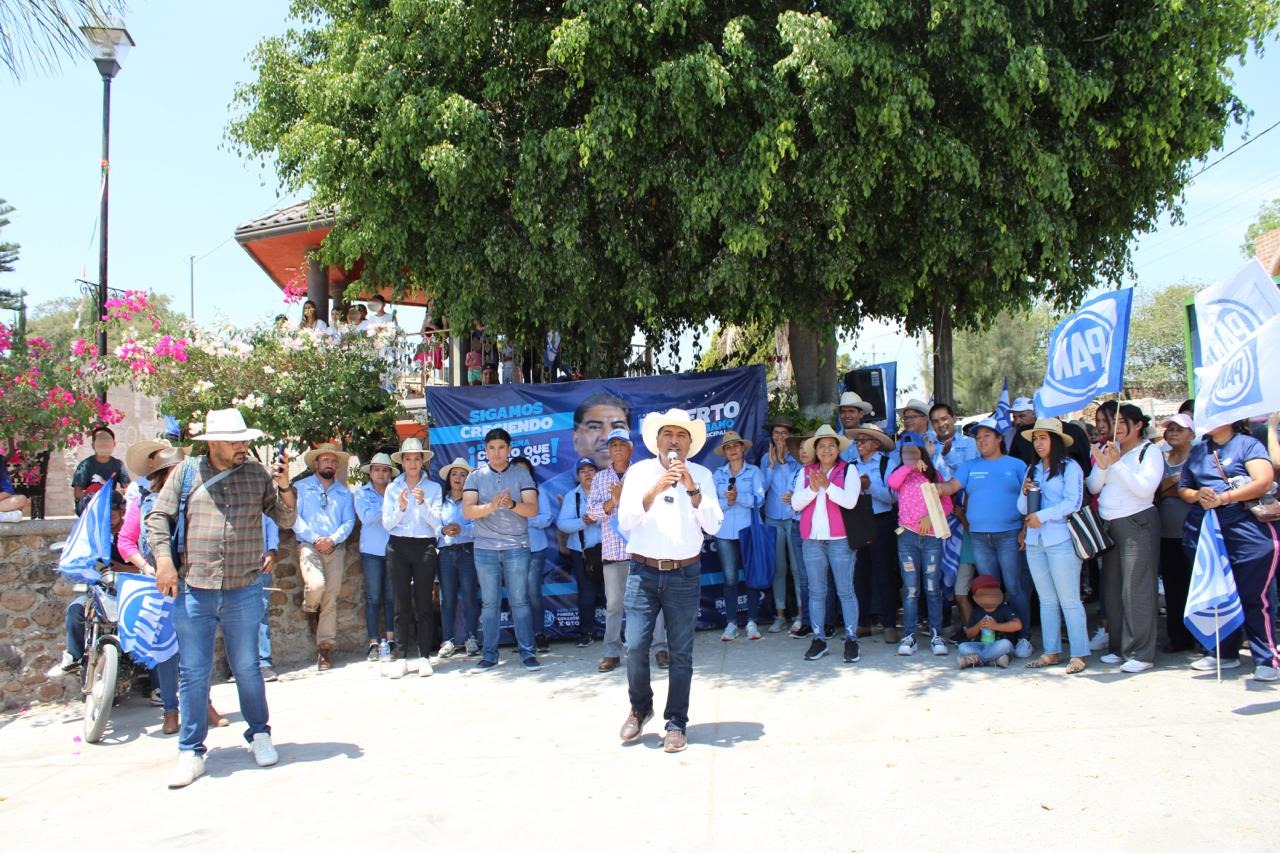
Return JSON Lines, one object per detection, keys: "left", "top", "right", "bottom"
{"left": 686, "top": 487, "right": 701, "bottom": 497}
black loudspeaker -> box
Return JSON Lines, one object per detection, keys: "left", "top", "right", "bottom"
{"left": 843, "top": 368, "right": 887, "bottom": 419}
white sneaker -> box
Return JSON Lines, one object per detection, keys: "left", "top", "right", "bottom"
{"left": 45, "top": 651, "right": 77, "bottom": 678}
{"left": 1014, "top": 638, "right": 1033, "bottom": 659}
{"left": 1099, "top": 653, "right": 1123, "bottom": 665}
{"left": 1089, "top": 627, "right": 1110, "bottom": 651}
{"left": 167, "top": 752, "right": 205, "bottom": 788}
{"left": 0, "top": 509, "right": 22, "bottom": 522}
{"left": 418, "top": 656, "right": 433, "bottom": 677}
{"left": 1119, "top": 659, "right": 1153, "bottom": 673}
{"left": 721, "top": 623, "right": 739, "bottom": 641}
{"left": 931, "top": 633, "right": 949, "bottom": 656}
{"left": 250, "top": 733, "right": 278, "bottom": 767}
{"left": 768, "top": 616, "right": 787, "bottom": 633}
{"left": 789, "top": 618, "right": 803, "bottom": 636}
{"left": 437, "top": 640, "right": 456, "bottom": 659}
{"left": 897, "top": 636, "right": 917, "bottom": 656}
{"left": 1253, "top": 665, "right": 1279, "bottom": 682}
{"left": 746, "top": 621, "right": 762, "bottom": 640}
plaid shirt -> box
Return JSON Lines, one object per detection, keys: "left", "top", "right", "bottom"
{"left": 586, "top": 464, "right": 630, "bottom": 562}
{"left": 145, "top": 456, "right": 297, "bottom": 591}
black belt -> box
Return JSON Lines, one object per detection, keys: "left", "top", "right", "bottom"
{"left": 439, "top": 542, "right": 472, "bottom": 550}
{"left": 632, "top": 554, "right": 700, "bottom": 571}
{"left": 390, "top": 535, "right": 437, "bottom": 546}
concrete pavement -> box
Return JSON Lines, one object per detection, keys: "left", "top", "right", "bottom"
{"left": 1, "top": 629, "right": 1276, "bottom": 851}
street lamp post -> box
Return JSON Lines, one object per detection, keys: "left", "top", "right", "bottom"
{"left": 80, "top": 20, "right": 134, "bottom": 405}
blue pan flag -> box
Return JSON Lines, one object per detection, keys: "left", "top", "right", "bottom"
{"left": 57, "top": 476, "right": 115, "bottom": 583}
{"left": 1184, "top": 509, "right": 1245, "bottom": 649}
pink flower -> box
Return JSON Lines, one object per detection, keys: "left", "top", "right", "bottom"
{"left": 71, "top": 338, "right": 90, "bottom": 356}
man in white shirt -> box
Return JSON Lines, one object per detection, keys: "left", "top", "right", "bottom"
{"left": 616, "top": 409, "right": 723, "bottom": 754}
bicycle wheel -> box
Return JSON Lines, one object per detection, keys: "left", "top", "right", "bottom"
{"left": 83, "top": 642, "right": 119, "bottom": 744}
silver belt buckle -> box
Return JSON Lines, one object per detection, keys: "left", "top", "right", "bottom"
{"left": 656, "top": 558, "right": 678, "bottom": 571}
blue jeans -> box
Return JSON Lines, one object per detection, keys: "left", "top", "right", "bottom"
{"left": 474, "top": 547, "right": 535, "bottom": 662}
{"left": 66, "top": 596, "right": 87, "bottom": 660}
{"left": 765, "top": 516, "right": 807, "bottom": 617}
{"left": 438, "top": 544, "right": 479, "bottom": 645}
{"left": 1026, "top": 538, "right": 1090, "bottom": 657}
{"left": 527, "top": 548, "right": 548, "bottom": 636}
{"left": 801, "top": 538, "right": 858, "bottom": 639}
{"left": 897, "top": 528, "right": 944, "bottom": 633}
{"left": 970, "top": 529, "right": 1031, "bottom": 640}
{"left": 360, "top": 553, "right": 395, "bottom": 640}
{"left": 717, "top": 536, "right": 763, "bottom": 624}
{"left": 173, "top": 583, "right": 270, "bottom": 755}
{"left": 257, "top": 572, "right": 273, "bottom": 667}
{"left": 957, "top": 639, "right": 1014, "bottom": 664}
{"left": 624, "top": 561, "right": 701, "bottom": 731}
{"left": 151, "top": 655, "right": 179, "bottom": 712}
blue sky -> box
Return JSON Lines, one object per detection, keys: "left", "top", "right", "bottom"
{"left": 1, "top": 5, "right": 1277, "bottom": 391}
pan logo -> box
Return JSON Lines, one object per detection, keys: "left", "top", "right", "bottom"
{"left": 1203, "top": 298, "right": 1264, "bottom": 366}
{"left": 1209, "top": 338, "right": 1262, "bottom": 410}
{"left": 1044, "top": 304, "right": 1116, "bottom": 396}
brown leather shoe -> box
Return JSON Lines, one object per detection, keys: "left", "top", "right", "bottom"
{"left": 317, "top": 643, "right": 333, "bottom": 672}
{"left": 883, "top": 626, "right": 899, "bottom": 644}
{"left": 598, "top": 656, "right": 620, "bottom": 673}
{"left": 619, "top": 708, "right": 653, "bottom": 742}
{"left": 663, "top": 728, "right": 688, "bottom": 753}
{"left": 162, "top": 710, "right": 180, "bottom": 735}
{"left": 207, "top": 703, "right": 229, "bottom": 728}
{"left": 655, "top": 650, "right": 670, "bottom": 669}
{"left": 855, "top": 626, "right": 872, "bottom": 638}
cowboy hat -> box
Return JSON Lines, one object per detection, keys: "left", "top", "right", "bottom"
{"left": 146, "top": 447, "right": 186, "bottom": 478}
{"left": 897, "top": 398, "right": 930, "bottom": 417}
{"left": 438, "top": 457, "right": 473, "bottom": 482}
{"left": 763, "top": 415, "right": 798, "bottom": 432}
{"left": 839, "top": 392, "right": 874, "bottom": 414}
{"left": 640, "top": 408, "right": 707, "bottom": 457}
{"left": 391, "top": 437, "right": 434, "bottom": 465}
{"left": 303, "top": 442, "right": 352, "bottom": 470}
{"left": 803, "top": 424, "right": 851, "bottom": 457}
{"left": 192, "top": 409, "right": 265, "bottom": 443}
{"left": 125, "top": 438, "right": 174, "bottom": 479}
{"left": 1020, "top": 417, "right": 1075, "bottom": 447}
{"left": 713, "top": 430, "right": 753, "bottom": 456}
{"left": 849, "top": 424, "right": 895, "bottom": 452}
{"left": 360, "top": 452, "right": 399, "bottom": 476}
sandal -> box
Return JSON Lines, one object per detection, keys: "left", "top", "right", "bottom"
{"left": 1025, "top": 654, "right": 1061, "bottom": 669}
{"left": 957, "top": 654, "right": 982, "bottom": 669}
{"left": 1066, "top": 657, "right": 1087, "bottom": 674}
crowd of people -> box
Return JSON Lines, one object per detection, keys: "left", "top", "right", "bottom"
{"left": 19, "top": 380, "right": 1280, "bottom": 782}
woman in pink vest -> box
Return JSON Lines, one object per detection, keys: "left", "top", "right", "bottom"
{"left": 791, "top": 425, "right": 863, "bottom": 664}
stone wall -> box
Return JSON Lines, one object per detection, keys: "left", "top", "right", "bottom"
{"left": 0, "top": 519, "right": 368, "bottom": 711}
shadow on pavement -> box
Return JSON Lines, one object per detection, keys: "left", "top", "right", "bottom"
{"left": 687, "top": 720, "right": 764, "bottom": 747}
{"left": 1233, "top": 699, "right": 1280, "bottom": 716}
{"left": 203, "top": 740, "right": 363, "bottom": 776}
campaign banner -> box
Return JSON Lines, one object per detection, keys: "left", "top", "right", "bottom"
{"left": 1034, "top": 289, "right": 1133, "bottom": 417}
{"left": 1194, "top": 314, "right": 1280, "bottom": 431}
{"left": 1190, "top": 259, "right": 1280, "bottom": 381}
{"left": 426, "top": 367, "right": 771, "bottom": 640}
{"left": 115, "top": 573, "right": 178, "bottom": 668}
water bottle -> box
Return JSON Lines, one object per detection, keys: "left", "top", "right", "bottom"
{"left": 1026, "top": 482, "right": 1041, "bottom": 516}
{"left": 981, "top": 628, "right": 996, "bottom": 644}
{"left": 377, "top": 638, "right": 391, "bottom": 663}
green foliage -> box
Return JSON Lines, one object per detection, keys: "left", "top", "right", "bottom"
{"left": 0, "top": 198, "right": 17, "bottom": 273}
{"left": 230, "top": 1, "right": 1277, "bottom": 360}
{"left": 951, "top": 306, "right": 1053, "bottom": 415}
{"left": 1126, "top": 283, "right": 1198, "bottom": 399}
{"left": 1242, "top": 197, "right": 1280, "bottom": 258}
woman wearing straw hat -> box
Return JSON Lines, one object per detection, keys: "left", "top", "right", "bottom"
{"left": 434, "top": 457, "right": 480, "bottom": 659}
{"left": 1016, "top": 418, "right": 1089, "bottom": 674}
{"left": 355, "top": 453, "right": 399, "bottom": 663}
{"left": 790, "top": 425, "right": 863, "bottom": 663}
{"left": 712, "top": 431, "right": 768, "bottom": 641}
{"left": 382, "top": 438, "right": 443, "bottom": 677}
{"left": 761, "top": 417, "right": 806, "bottom": 635}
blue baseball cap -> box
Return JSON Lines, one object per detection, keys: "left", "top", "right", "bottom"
{"left": 971, "top": 417, "right": 1002, "bottom": 436}
{"left": 575, "top": 457, "right": 599, "bottom": 470}
{"left": 897, "top": 432, "right": 928, "bottom": 451}
{"left": 605, "top": 428, "right": 633, "bottom": 445}
{"left": 1011, "top": 397, "right": 1036, "bottom": 413}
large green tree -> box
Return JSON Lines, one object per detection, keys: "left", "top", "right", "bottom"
{"left": 230, "top": 0, "right": 1275, "bottom": 409}
{"left": 1242, "top": 197, "right": 1280, "bottom": 258}
{"left": 1125, "top": 282, "right": 1197, "bottom": 400}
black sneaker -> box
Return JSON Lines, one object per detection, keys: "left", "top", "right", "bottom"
{"left": 523, "top": 657, "right": 542, "bottom": 672}
{"left": 366, "top": 642, "right": 379, "bottom": 662}
{"left": 789, "top": 623, "right": 811, "bottom": 639}
{"left": 535, "top": 634, "right": 551, "bottom": 653}
{"left": 804, "top": 638, "right": 829, "bottom": 661}
{"left": 476, "top": 659, "right": 498, "bottom": 670}
{"left": 575, "top": 636, "right": 592, "bottom": 648}
{"left": 843, "top": 638, "right": 860, "bottom": 663}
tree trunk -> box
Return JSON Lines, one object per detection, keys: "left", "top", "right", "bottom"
{"left": 788, "top": 322, "right": 838, "bottom": 419}
{"left": 932, "top": 302, "right": 954, "bottom": 406}
{"left": 772, "top": 322, "right": 794, "bottom": 394}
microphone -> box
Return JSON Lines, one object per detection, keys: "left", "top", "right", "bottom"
{"left": 665, "top": 450, "right": 680, "bottom": 501}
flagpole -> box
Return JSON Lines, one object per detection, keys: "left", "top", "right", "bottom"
{"left": 1214, "top": 604, "right": 1221, "bottom": 684}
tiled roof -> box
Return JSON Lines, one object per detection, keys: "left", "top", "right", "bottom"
{"left": 234, "top": 200, "right": 337, "bottom": 241}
